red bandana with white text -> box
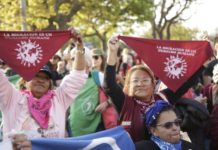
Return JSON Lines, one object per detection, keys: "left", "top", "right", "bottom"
{"left": 0, "top": 30, "right": 71, "bottom": 81}
{"left": 119, "top": 36, "right": 213, "bottom": 92}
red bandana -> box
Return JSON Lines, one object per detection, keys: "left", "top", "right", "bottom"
{"left": 119, "top": 35, "right": 213, "bottom": 92}
{"left": 0, "top": 30, "right": 72, "bottom": 81}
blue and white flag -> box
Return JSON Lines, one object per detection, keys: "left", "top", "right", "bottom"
{"left": 31, "top": 126, "right": 135, "bottom": 150}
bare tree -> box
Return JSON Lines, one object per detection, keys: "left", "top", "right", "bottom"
{"left": 150, "top": 0, "right": 197, "bottom": 39}
{"left": 44, "top": 0, "right": 84, "bottom": 30}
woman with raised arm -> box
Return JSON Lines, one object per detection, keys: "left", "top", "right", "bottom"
{"left": 0, "top": 28, "right": 87, "bottom": 149}
{"left": 104, "top": 36, "right": 161, "bottom": 142}
{"left": 104, "top": 36, "right": 207, "bottom": 143}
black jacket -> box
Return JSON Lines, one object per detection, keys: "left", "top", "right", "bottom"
{"left": 135, "top": 140, "right": 198, "bottom": 150}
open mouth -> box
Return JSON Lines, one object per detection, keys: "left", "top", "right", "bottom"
{"left": 35, "top": 84, "right": 45, "bottom": 88}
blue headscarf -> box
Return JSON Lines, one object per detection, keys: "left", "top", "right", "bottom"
{"left": 145, "top": 100, "right": 171, "bottom": 127}
{"left": 146, "top": 100, "right": 182, "bottom": 150}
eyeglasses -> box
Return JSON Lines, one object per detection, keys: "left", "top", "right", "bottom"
{"left": 130, "top": 78, "right": 152, "bottom": 85}
{"left": 156, "top": 119, "right": 182, "bottom": 129}
{"left": 92, "top": 56, "right": 99, "bottom": 60}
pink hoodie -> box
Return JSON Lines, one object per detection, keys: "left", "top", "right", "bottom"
{"left": 0, "top": 69, "right": 87, "bottom": 139}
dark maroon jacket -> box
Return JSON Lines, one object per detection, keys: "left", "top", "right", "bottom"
{"left": 119, "top": 95, "right": 150, "bottom": 141}
{"left": 104, "top": 64, "right": 204, "bottom": 142}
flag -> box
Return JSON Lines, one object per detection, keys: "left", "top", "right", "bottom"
{"left": 0, "top": 31, "right": 72, "bottom": 81}
{"left": 8, "top": 74, "right": 21, "bottom": 85}
{"left": 31, "top": 126, "right": 135, "bottom": 150}
{"left": 0, "top": 141, "right": 13, "bottom": 150}
{"left": 119, "top": 36, "right": 213, "bottom": 92}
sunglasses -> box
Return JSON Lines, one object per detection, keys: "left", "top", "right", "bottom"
{"left": 92, "top": 56, "right": 99, "bottom": 60}
{"left": 156, "top": 119, "right": 182, "bottom": 129}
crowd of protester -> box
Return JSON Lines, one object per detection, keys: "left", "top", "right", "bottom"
{"left": 0, "top": 29, "right": 218, "bottom": 150}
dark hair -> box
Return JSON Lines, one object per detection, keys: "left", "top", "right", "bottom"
{"left": 52, "top": 55, "right": 61, "bottom": 61}
{"left": 0, "top": 61, "right": 6, "bottom": 65}
{"left": 214, "top": 36, "right": 218, "bottom": 44}
{"left": 117, "top": 47, "right": 122, "bottom": 57}
{"left": 100, "top": 55, "right": 106, "bottom": 72}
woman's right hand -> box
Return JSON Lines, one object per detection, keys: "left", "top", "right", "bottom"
{"left": 107, "top": 36, "right": 119, "bottom": 53}
{"left": 107, "top": 36, "right": 120, "bottom": 65}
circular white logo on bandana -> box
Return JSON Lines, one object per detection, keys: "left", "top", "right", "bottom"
{"left": 81, "top": 137, "right": 121, "bottom": 150}
{"left": 82, "top": 100, "right": 95, "bottom": 115}
{"left": 15, "top": 40, "right": 43, "bottom": 67}
{"left": 164, "top": 55, "right": 187, "bottom": 79}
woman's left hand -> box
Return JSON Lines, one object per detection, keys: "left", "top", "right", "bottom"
{"left": 95, "top": 101, "right": 109, "bottom": 113}
{"left": 11, "top": 134, "right": 32, "bottom": 150}
{"left": 69, "top": 27, "right": 84, "bottom": 50}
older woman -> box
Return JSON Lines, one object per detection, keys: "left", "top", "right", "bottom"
{"left": 135, "top": 100, "right": 197, "bottom": 150}
{"left": 104, "top": 36, "right": 206, "bottom": 142}
{"left": 0, "top": 28, "right": 87, "bottom": 143}
{"left": 104, "top": 36, "right": 162, "bottom": 142}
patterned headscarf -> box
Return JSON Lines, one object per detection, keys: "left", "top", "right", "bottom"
{"left": 145, "top": 100, "right": 171, "bottom": 127}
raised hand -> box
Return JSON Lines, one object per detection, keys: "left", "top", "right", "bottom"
{"left": 69, "top": 27, "right": 84, "bottom": 50}
{"left": 68, "top": 27, "right": 85, "bottom": 70}
{"left": 106, "top": 36, "right": 119, "bottom": 66}
{"left": 107, "top": 36, "right": 119, "bottom": 53}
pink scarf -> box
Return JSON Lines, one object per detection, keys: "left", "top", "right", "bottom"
{"left": 23, "top": 90, "right": 54, "bottom": 129}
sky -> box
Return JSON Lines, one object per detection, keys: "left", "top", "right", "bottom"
{"left": 184, "top": 0, "right": 218, "bottom": 35}
{"left": 130, "top": 0, "right": 218, "bottom": 37}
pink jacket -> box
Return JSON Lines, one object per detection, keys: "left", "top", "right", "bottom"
{"left": 0, "top": 70, "right": 87, "bottom": 139}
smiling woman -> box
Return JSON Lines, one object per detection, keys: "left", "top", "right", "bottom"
{"left": 25, "top": 66, "right": 52, "bottom": 99}
{"left": 104, "top": 36, "right": 160, "bottom": 142}
{"left": 0, "top": 28, "right": 88, "bottom": 150}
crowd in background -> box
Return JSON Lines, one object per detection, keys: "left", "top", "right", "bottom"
{"left": 0, "top": 31, "right": 218, "bottom": 150}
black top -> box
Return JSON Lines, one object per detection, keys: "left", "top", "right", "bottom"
{"left": 104, "top": 64, "right": 205, "bottom": 109}
{"left": 135, "top": 140, "right": 198, "bottom": 150}
{"left": 104, "top": 64, "right": 125, "bottom": 113}
{"left": 203, "top": 59, "right": 218, "bottom": 77}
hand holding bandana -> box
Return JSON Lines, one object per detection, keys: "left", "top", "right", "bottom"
{"left": 119, "top": 36, "right": 213, "bottom": 92}
{"left": 0, "top": 30, "right": 72, "bottom": 81}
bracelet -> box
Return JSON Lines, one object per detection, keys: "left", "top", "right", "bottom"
{"left": 77, "top": 48, "right": 85, "bottom": 54}
{"left": 106, "top": 99, "right": 111, "bottom": 105}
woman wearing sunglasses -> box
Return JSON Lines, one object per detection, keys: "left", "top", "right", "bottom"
{"left": 91, "top": 48, "right": 106, "bottom": 72}
{"left": 105, "top": 36, "right": 207, "bottom": 144}
{"left": 135, "top": 100, "right": 197, "bottom": 150}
